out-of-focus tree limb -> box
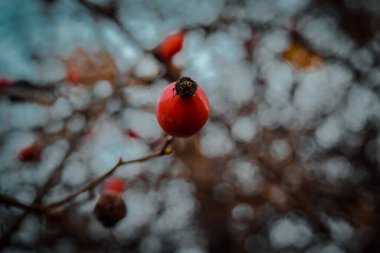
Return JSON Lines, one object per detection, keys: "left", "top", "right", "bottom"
{"left": 0, "top": 193, "right": 43, "bottom": 212}
{"left": 0, "top": 136, "right": 174, "bottom": 212}
{"left": 44, "top": 136, "right": 173, "bottom": 210}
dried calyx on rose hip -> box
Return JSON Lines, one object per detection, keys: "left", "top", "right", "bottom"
{"left": 93, "top": 177, "right": 127, "bottom": 228}
{"left": 156, "top": 76, "right": 210, "bottom": 137}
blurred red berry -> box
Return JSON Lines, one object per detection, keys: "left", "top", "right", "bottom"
{"left": 156, "top": 76, "right": 209, "bottom": 137}
{"left": 18, "top": 143, "right": 42, "bottom": 162}
{"left": 102, "top": 177, "right": 126, "bottom": 194}
{"left": 126, "top": 129, "right": 141, "bottom": 139}
{"left": 93, "top": 192, "right": 127, "bottom": 228}
{"left": 159, "top": 31, "right": 185, "bottom": 61}
{"left": 0, "top": 78, "right": 11, "bottom": 89}
{"left": 44, "top": 208, "right": 67, "bottom": 226}
{"left": 66, "top": 67, "right": 81, "bottom": 84}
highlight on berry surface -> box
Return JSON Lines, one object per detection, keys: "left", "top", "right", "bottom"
{"left": 156, "top": 76, "right": 210, "bottom": 138}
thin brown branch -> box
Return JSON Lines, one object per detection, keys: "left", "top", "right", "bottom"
{"left": 0, "top": 136, "right": 174, "bottom": 213}
{"left": 0, "top": 80, "right": 63, "bottom": 107}
{"left": 0, "top": 193, "right": 42, "bottom": 212}
{"left": 0, "top": 82, "right": 129, "bottom": 249}
{"left": 44, "top": 136, "right": 174, "bottom": 210}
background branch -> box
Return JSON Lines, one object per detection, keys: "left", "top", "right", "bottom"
{"left": 0, "top": 136, "right": 174, "bottom": 212}
{"left": 44, "top": 136, "right": 174, "bottom": 210}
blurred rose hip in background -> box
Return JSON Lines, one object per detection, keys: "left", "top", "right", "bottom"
{"left": 1, "top": 0, "right": 380, "bottom": 253}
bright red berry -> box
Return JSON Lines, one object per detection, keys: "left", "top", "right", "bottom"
{"left": 159, "top": 31, "right": 185, "bottom": 61}
{"left": 93, "top": 192, "right": 127, "bottom": 228}
{"left": 102, "top": 177, "right": 126, "bottom": 194}
{"left": 156, "top": 77, "right": 209, "bottom": 137}
{"left": 66, "top": 67, "right": 80, "bottom": 84}
{"left": 18, "top": 143, "right": 42, "bottom": 162}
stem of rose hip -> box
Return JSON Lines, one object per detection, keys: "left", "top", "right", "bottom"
{"left": 175, "top": 77, "right": 198, "bottom": 98}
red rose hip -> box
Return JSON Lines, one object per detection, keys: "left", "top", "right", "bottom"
{"left": 159, "top": 31, "right": 185, "bottom": 61}
{"left": 18, "top": 143, "right": 42, "bottom": 162}
{"left": 102, "top": 177, "right": 126, "bottom": 194}
{"left": 156, "top": 77, "right": 209, "bottom": 137}
{"left": 94, "top": 177, "right": 127, "bottom": 228}
{"left": 93, "top": 192, "right": 127, "bottom": 228}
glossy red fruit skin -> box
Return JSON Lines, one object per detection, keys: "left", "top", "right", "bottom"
{"left": 102, "top": 177, "right": 126, "bottom": 194}
{"left": 156, "top": 82, "right": 209, "bottom": 137}
{"left": 159, "top": 31, "right": 185, "bottom": 61}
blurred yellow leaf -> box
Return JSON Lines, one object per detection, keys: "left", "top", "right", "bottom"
{"left": 280, "top": 40, "right": 323, "bottom": 70}
{"left": 62, "top": 48, "right": 118, "bottom": 86}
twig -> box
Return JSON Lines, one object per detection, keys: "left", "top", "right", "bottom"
{"left": 43, "top": 136, "right": 174, "bottom": 210}
{"left": 0, "top": 194, "right": 42, "bottom": 212}
{"left": 0, "top": 136, "right": 174, "bottom": 212}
